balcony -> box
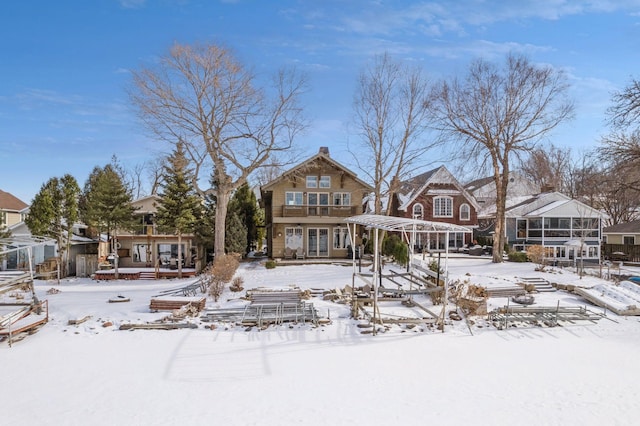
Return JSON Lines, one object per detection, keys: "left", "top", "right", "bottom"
{"left": 281, "top": 205, "right": 356, "bottom": 218}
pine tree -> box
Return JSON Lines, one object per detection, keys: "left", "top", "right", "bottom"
{"left": 226, "top": 183, "right": 260, "bottom": 255}
{"left": 81, "top": 164, "right": 137, "bottom": 279}
{"left": 225, "top": 212, "right": 247, "bottom": 255}
{"left": 155, "top": 143, "right": 202, "bottom": 277}
{"left": 25, "top": 174, "right": 80, "bottom": 278}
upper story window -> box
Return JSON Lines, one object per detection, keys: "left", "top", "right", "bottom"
{"left": 624, "top": 235, "right": 635, "bottom": 245}
{"left": 285, "top": 192, "right": 303, "bottom": 205}
{"left": 412, "top": 203, "right": 424, "bottom": 219}
{"left": 333, "top": 192, "right": 351, "bottom": 206}
{"left": 306, "top": 176, "right": 317, "bottom": 188}
{"left": 308, "top": 193, "right": 330, "bottom": 205}
{"left": 433, "top": 196, "right": 453, "bottom": 218}
{"left": 459, "top": 203, "right": 470, "bottom": 221}
{"left": 319, "top": 176, "right": 331, "bottom": 188}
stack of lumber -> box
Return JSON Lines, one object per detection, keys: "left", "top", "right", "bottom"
{"left": 485, "top": 286, "right": 526, "bottom": 298}
{"left": 247, "top": 287, "right": 302, "bottom": 304}
{"left": 149, "top": 296, "right": 206, "bottom": 312}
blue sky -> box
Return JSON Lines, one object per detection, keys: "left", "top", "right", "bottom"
{"left": 1, "top": 0, "right": 640, "bottom": 204}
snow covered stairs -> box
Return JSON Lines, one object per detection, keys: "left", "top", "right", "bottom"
{"left": 139, "top": 271, "right": 157, "bottom": 280}
{"left": 518, "top": 277, "right": 556, "bottom": 292}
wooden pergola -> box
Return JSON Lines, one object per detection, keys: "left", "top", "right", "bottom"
{"left": 344, "top": 214, "right": 472, "bottom": 334}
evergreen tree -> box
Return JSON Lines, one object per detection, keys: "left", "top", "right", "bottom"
{"left": 155, "top": 143, "right": 202, "bottom": 277}
{"left": 25, "top": 174, "right": 80, "bottom": 278}
{"left": 194, "top": 191, "right": 216, "bottom": 264}
{"left": 226, "top": 183, "right": 260, "bottom": 254}
{"left": 225, "top": 211, "right": 247, "bottom": 255}
{"left": 81, "top": 163, "right": 137, "bottom": 279}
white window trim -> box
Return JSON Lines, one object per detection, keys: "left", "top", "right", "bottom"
{"left": 412, "top": 203, "right": 424, "bottom": 220}
{"left": 433, "top": 196, "right": 453, "bottom": 218}
{"left": 459, "top": 203, "right": 470, "bottom": 221}
{"left": 623, "top": 235, "right": 636, "bottom": 245}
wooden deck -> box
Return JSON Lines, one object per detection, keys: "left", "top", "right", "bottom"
{"left": 94, "top": 268, "right": 197, "bottom": 280}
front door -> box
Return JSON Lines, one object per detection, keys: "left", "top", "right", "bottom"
{"left": 307, "top": 228, "right": 329, "bottom": 257}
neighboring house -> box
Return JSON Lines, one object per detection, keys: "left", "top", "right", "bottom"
{"left": 0, "top": 189, "right": 28, "bottom": 229}
{"left": 260, "top": 147, "right": 373, "bottom": 259}
{"left": 602, "top": 219, "right": 640, "bottom": 262}
{"left": 465, "top": 173, "right": 540, "bottom": 208}
{"left": 114, "top": 195, "right": 198, "bottom": 269}
{"left": 3, "top": 220, "right": 97, "bottom": 276}
{"left": 389, "top": 165, "right": 478, "bottom": 250}
{"left": 504, "top": 191, "right": 603, "bottom": 262}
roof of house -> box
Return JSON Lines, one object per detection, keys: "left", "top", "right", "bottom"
{"left": 261, "top": 147, "right": 373, "bottom": 192}
{"left": 0, "top": 189, "right": 28, "bottom": 212}
{"left": 603, "top": 219, "right": 640, "bottom": 234}
{"left": 396, "top": 165, "right": 479, "bottom": 211}
{"left": 503, "top": 191, "right": 602, "bottom": 219}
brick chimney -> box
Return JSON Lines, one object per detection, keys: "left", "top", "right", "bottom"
{"left": 319, "top": 147, "right": 330, "bottom": 156}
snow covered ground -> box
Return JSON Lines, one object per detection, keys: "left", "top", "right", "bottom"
{"left": 2, "top": 256, "right": 640, "bottom": 426}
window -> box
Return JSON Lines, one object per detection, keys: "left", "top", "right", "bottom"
{"left": 333, "top": 227, "right": 351, "bottom": 249}
{"left": 412, "top": 204, "right": 423, "bottom": 219}
{"left": 448, "top": 232, "right": 465, "bottom": 248}
{"left": 285, "top": 192, "right": 303, "bottom": 205}
{"left": 333, "top": 192, "right": 351, "bottom": 206}
{"left": 624, "top": 235, "right": 635, "bottom": 245}
{"left": 285, "top": 227, "right": 303, "bottom": 250}
{"left": 157, "top": 243, "right": 185, "bottom": 265}
{"left": 433, "top": 197, "right": 453, "bottom": 217}
{"left": 308, "top": 193, "right": 329, "bottom": 215}
{"left": 516, "top": 219, "right": 526, "bottom": 239}
{"left": 319, "top": 176, "right": 331, "bottom": 188}
{"left": 306, "top": 176, "right": 317, "bottom": 188}
{"left": 132, "top": 244, "right": 151, "bottom": 263}
{"left": 459, "top": 204, "right": 470, "bottom": 221}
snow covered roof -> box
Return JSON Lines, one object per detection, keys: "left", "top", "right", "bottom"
{"left": 397, "top": 165, "right": 479, "bottom": 211}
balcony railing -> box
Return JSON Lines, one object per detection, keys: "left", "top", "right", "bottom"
{"left": 281, "top": 205, "right": 356, "bottom": 218}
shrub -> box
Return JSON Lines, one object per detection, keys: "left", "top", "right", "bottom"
{"left": 265, "top": 260, "right": 276, "bottom": 269}
{"left": 212, "top": 254, "right": 239, "bottom": 282}
{"left": 208, "top": 277, "right": 225, "bottom": 302}
{"left": 382, "top": 234, "right": 409, "bottom": 266}
{"left": 526, "top": 245, "right": 546, "bottom": 270}
{"left": 230, "top": 276, "right": 244, "bottom": 292}
{"left": 508, "top": 251, "right": 528, "bottom": 262}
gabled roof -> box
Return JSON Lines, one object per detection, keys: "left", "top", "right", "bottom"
{"left": 0, "top": 189, "right": 28, "bottom": 211}
{"left": 603, "top": 219, "right": 640, "bottom": 234}
{"left": 261, "top": 149, "right": 373, "bottom": 192}
{"left": 397, "top": 165, "right": 479, "bottom": 211}
{"left": 505, "top": 192, "right": 602, "bottom": 218}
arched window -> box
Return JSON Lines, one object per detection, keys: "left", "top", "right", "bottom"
{"left": 433, "top": 196, "right": 453, "bottom": 218}
{"left": 412, "top": 203, "right": 424, "bottom": 219}
{"left": 460, "top": 203, "right": 470, "bottom": 221}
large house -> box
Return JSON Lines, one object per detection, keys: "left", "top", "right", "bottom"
{"left": 260, "top": 147, "right": 373, "bottom": 259}
{"left": 0, "top": 189, "right": 28, "bottom": 230}
{"left": 114, "top": 195, "right": 199, "bottom": 270}
{"left": 504, "top": 191, "right": 603, "bottom": 262}
{"left": 389, "top": 165, "right": 478, "bottom": 250}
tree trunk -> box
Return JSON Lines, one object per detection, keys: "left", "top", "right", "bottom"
{"left": 113, "top": 233, "right": 119, "bottom": 280}
{"left": 492, "top": 170, "right": 510, "bottom": 263}
{"left": 177, "top": 232, "right": 183, "bottom": 279}
{"left": 214, "top": 190, "right": 231, "bottom": 258}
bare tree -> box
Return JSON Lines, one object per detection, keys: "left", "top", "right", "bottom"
{"left": 608, "top": 77, "right": 640, "bottom": 129}
{"left": 129, "top": 43, "right": 306, "bottom": 256}
{"left": 518, "top": 143, "right": 572, "bottom": 192}
{"left": 430, "top": 53, "right": 574, "bottom": 262}
{"left": 351, "top": 52, "right": 438, "bottom": 215}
